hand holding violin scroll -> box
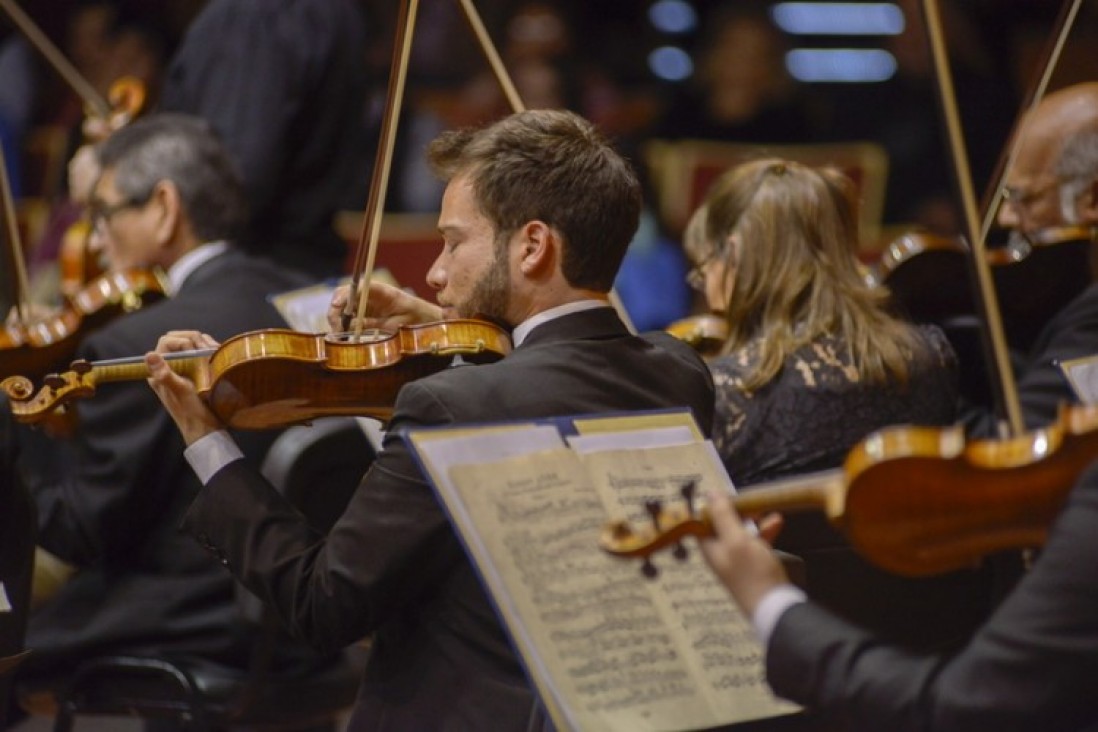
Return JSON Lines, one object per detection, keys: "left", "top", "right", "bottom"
{"left": 602, "top": 407, "right": 1098, "bottom": 580}
{"left": 699, "top": 492, "right": 789, "bottom": 620}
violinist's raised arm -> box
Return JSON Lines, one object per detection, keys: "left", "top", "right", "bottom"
{"left": 146, "top": 109, "right": 716, "bottom": 731}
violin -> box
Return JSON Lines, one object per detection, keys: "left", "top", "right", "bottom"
{"left": 0, "top": 268, "right": 167, "bottom": 381}
{"left": 2, "top": 320, "right": 511, "bottom": 431}
{"left": 58, "top": 76, "right": 150, "bottom": 296}
{"left": 0, "top": 0, "right": 161, "bottom": 381}
{"left": 600, "top": 403, "right": 1098, "bottom": 579}
{"left": 665, "top": 314, "right": 728, "bottom": 357}
{"left": 869, "top": 226, "right": 1096, "bottom": 353}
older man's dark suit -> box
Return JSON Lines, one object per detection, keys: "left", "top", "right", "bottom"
{"left": 966, "top": 281, "right": 1098, "bottom": 436}
{"left": 181, "top": 306, "right": 716, "bottom": 731}
{"left": 20, "top": 249, "right": 308, "bottom": 673}
{"left": 765, "top": 459, "right": 1098, "bottom": 732}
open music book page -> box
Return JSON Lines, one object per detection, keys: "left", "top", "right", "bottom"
{"left": 406, "top": 411, "right": 798, "bottom": 732}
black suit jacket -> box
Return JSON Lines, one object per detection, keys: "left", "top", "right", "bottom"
{"left": 966, "top": 281, "right": 1098, "bottom": 436}
{"left": 182, "top": 307, "right": 716, "bottom": 731}
{"left": 20, "top": 249, "right": 309, "bottom": 673}
{"left": 766, "top": 459, "right": 1098, "bottom": 732}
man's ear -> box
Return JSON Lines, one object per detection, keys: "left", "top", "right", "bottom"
{"left": 148, "top": 180, "right": 181, "bottom": 246}
{"left": 517, "top": 220, "right": 557, "bottom": 276}
{"left": 1081, "top": 178, "right": 1098, "bottom": 222}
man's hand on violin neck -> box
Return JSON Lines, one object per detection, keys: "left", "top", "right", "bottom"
{"left": 699, "top": 493, "right": 789, "bottom": 619}
{"left": 145, "top": 330, "right": 223, "bottom": 446}
{"left": 327, "top": 281, "right": 444, "bottom": 334}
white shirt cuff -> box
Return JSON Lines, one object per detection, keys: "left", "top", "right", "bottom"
{"left": 752, "top": 584, "right": 808, "bottom": 648}
{"left": 184, "top": 429, "right": 244, "bottom": 485}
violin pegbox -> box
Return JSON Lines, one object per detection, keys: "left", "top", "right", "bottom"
{"left": 2, "top": 360, "right": 97, "bottom": 423}
{"left": 600, "top": 481, "right": 710, "bottom": 579}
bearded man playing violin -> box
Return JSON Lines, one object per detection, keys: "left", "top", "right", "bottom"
{"left": 146, "top": 109, "right": 716, "bottom": 731}
{"left": 4, "top": 112, "right": 326, "bottom": 710}
{"left": 964, "top": 81, "right": 1098, "bottom": 436}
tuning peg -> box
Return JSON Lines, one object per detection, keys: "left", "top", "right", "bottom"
{"left": 641, "top": 557, "right": 659, "bottom": 579}
{"left": 672, "top": 542, "right": 688, "bottom": 562}
{"left": 71, "top": 360, "right": 93, "bottom": 375}
{"left": 681, "top": 480, "right": 697, "bottom": 517}
{"left": 644, "top": 499, "right": 663, "bottom": 530}
{"left": 44, "top": 374, "right": 64, "bottom": 390}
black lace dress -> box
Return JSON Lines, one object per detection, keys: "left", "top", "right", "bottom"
{"left": 711, "top": 325, "right": 997, "bottom": 651}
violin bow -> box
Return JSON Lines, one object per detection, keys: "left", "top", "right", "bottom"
{"left": 0, "top": 0, "right": 111, "bottom": 120}
{"left": 0, "top": 141, "right": 29, "bottom": 326}
{"left": 920, "top": 0, "right": 1023, "bottom": 436}
{"left": 455, "top": 0, "right": 637, "bottom": 334}
{"left": 978, "top": 0, "right": 1084, "bottom": 243}
{"left": 343, "top": 0, "right": 418, "bottom": 341}
{"left": 343, "top": 0, "right": 637, "bottom": 336}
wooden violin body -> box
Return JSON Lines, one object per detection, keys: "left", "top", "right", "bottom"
{"left": 665, "top": 314, "right": 727, "bottom": 357}
{"left": 3, "top": 319, "right": 512, "bottom": 430}
{"left": 0, "top": 267, "right": 167, "bottom": 380}
{"left": 200, "top": 321, "right": 512, "bottom": 428}
{"left": 602, "top": 405, "right": 1098, "bottom": 578}
{"left": 869, "top": 227, "right": 1096, "bottom": 353}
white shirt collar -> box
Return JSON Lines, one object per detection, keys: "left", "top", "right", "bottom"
{"left": 167, "top": 241, "right": 230, "bottom": 294}
{"left": 511, "top": 299, "right": 611, "bottom": 347}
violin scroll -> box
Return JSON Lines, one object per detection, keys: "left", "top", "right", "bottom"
{"left": 602, "top": 408, "right": 1098, "bottom": 580}
{"left": 600, "top": 481, "right": 712, "bottom": 578}
{"left": 3, "top": 360, "right": 95, "bottom": 415}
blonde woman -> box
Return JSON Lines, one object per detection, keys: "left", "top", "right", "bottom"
{"left": 686, "top": 158, "right": 993, "bottom": 652}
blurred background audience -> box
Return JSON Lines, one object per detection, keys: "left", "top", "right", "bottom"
{"left": 1, "top": 0, "right": 1092, "bottom": 330}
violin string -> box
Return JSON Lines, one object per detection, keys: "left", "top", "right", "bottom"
{"left": 88, "top": 348, "right": 217, "bottom": 369}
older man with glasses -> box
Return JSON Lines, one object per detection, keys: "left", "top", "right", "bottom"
{"left": 5, "top": 113, "right": 322, "bottom": 721}
{"left": 961, "top": 81, "right": 1098, "bottom": 436}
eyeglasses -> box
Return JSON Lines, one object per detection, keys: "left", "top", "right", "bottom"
{"left": 89, "top": 196, "right": 148, "bottom": 233}
{"left": 1000, "top": 178, "right": 1064, "bottom": 209}
{"left": 686, "top": 256, "right": 715, "bottom": 292}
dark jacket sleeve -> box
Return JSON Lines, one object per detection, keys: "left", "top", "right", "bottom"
{"left": 180, "top": 378, "right": 460, "bottom": 652}
{"left": 24, "top": 327, "right": 192, "bottom": 567}
{"left": 964, "top": 283, "right": 1098, "bottom": 436}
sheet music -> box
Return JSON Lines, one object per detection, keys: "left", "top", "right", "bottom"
{"left": 414, "top": 421, "right": 797, "bottom": 731}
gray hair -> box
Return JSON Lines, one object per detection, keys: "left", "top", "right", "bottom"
{"left": 96, "top": 113, "right": 248, "bottom": 242}
{"left": 1055, "top": 128, "right": 1098, "bottom": 223}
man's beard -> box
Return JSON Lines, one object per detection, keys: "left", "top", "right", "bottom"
{"left": 456, "top": 245, "right": 510, "bottom": 323}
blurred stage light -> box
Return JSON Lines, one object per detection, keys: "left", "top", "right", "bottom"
{"left": 648, "top": 45, "right": 694, "bottom": 81}
{"left": 772, "top": 3, "right": 904, "bottom": 35}
{"left": 648, "top": 0, "right": 698, "bottom": 34}
{"left": 786, "top": 48, "right": 897, "bottom": 82}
